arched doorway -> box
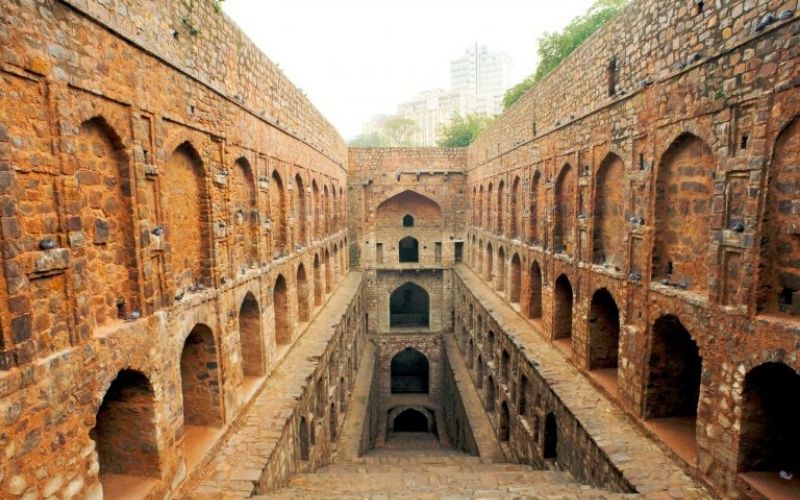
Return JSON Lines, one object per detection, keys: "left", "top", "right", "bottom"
{"left": 239, "top": 292, "right": 265, "bottom": 377}
{"left": 296, "top": 263, "right": 310, "bottom": 323}
{"left": 390, "top": 283, "right": 429, "bottom": 328}
{"left": 391, "top": 348, "right": 429, "bottom": 393}
{"left": 644, "top": 315, "right": 702, "bottom": 464}
{"left": 738, "top": 363, "right": 800, "bottom": 481}
{"left": 399, "top": 236, "right": 419, "bottom": 263}
{"left": 588, "top": 288, "right": 620, "bottom": 394}
{"left": 273, "top": 275, "right": 291, "bottom": 346}
{"left": 510, "top": 253, "right": 521, "bottom": 304}
{"left": 393, "top": 409, "right": 430, "bottom": 433}
{"left": 92, "top": 370, "right": 160, "bottom": 495}
{"left": 543, "top": 412, "right": 558, "bottom": 459}
{"left": 553, "top": 275, "right": 573, "bottom": 353}
{"left": 528, "top": 261, "right": 543, "bottom": 319}
{"left": 499, "top": 401, "right": 511, "bottom": 441}
{"left": 180, "top": 324, "right": 222, "bottom": 428}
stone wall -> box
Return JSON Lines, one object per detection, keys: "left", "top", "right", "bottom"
{"left": 0, "top": 0, "right": 353, "bottom": 498}
{"left": 452, "top": 275, "right": 635, "bottom": 493}
{"left": 464, "top": 0, "right": 800, "bottom": 497}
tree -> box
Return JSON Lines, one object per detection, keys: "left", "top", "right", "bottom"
{"left": 503, "top": 0, "right": 629, "bottom": 111}
{"left": 382, "top": 117, "right": 419, "bottom": 147}
{"left": 437, "top": 114, "right": 494, "bottom": 148}
{"left": 349, "top": 132, "right": 385, "bottom": 147}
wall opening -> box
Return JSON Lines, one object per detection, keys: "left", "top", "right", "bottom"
{"left": 510, "top": 253, "right": 521, "bottom": 304}
{"left": 485, "top": 242, "right": 494, "bottom": 282}
{"left": 313, "top": 254, "right": 323, "bottom": 306}
{"left": 588, "top": 288, "right": 620, "bottom": 373}
{"left": 239, "top": 292, "right": 265, "bottom": 377}
{"left": 758, "top": 118, "right": 800, "bottom": 316}
{"left": 391, "top": 348, "right": 429, "bottom": 393}
{"left": 330, "top": 403, "right": 338, "bottom": 442}
{"left": 518, "top": 375, "right": 529, "bottom": 416}
{"left": 273, "top": 274, "right": 292, "bottom": 346}
{"left": 497, "top": 179, "right": 505, "bottom": 234}
{"left": 501, "top": 349, "right": 510, "bottom": 385}
{"left": 511, "top": 176, "right": 521, "bottom": 239}
{"left": 652, "top": 133, "right": 713, "bottom": 292}
{"left": 435, "top": 241, "right": 442, "bottom": 263}
{"left": 455, "top": 241, "right": 464, "bottom": 262}
{"left": 295, "top": 174, "right": 307, "bottom": 243}
{"left": 297, "top": 263, "right": 311, "bottom": 322}
{"left": 738, "top": 363, "right": 800, "bottom": 477}
{"left": 528, "top": 261, "right": 543, "bottom": 319}
{"left": 92, "top": 370, "right": 161, "bottom": 486}
{"left": 553, "top": 275, "right": 574, "bottom": 343}
{"left": 399, "top": 236, "right": 419, "bottom": 263}
{"left": 593, "top": 153, "right": 625, "bottom": 268}
{"left": 403, "top": 214, "right": 414, "bottom": 227}
{"left": 180, "top": 324, "right": 223, "bottom": 428}
{"left": 390, "top": 282, "right": 429, "bottom": 328}
{"left": 528, "top": 171, "right": 542, "bottom": 244}
{"left": 393, "top": 409, "right": 430, "bottom": 433}
{"left": 544, "top": 412, "right": 558, "bottom": 459}
{"left": 376, "top": 242, "right": 384, "bottom": 264}
{"left": 496, "top": 247, "right": 506, "bottom": 291}
{"left": 500, "top": 401, "right": 511, "bottom": 441}
{"left": 270, "top": 170, "right": 287, "bottom": 256}
{"left": 644, "top": 315, "right": 702, "bottom": 463}
{"left": 554, "top": 164, "right": 575, "bottom": 254}
{"left": 299, "top": 417, "right": 310, "bottom": 461}
{"left": 486, "top": 376, "right": 496, "bottom": 412}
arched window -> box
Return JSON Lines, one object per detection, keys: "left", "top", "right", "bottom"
{"left": 390, "top": 282, "right": 429, "bottom": 328}
{"left": 391, "top": 348, "right": 429, "bottom": 393}
{"left": 399, "top": 236, "right": 419, "bottom": 263}
{"left": 402, "top": 214, "right": 414, "bottom": 227}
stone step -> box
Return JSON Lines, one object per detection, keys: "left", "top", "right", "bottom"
{"left": 310, "top": 462, "right": 539, "bottom": 474}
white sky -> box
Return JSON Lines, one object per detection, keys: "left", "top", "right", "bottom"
{"left": 222, "top": 0, "right": 597, "bottom": 140}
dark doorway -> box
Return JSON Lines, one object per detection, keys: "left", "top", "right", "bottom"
{"left": 390, "top": 282, "right": 429, "bottom": 328}
{"left": 402, "top": 214, "right": 414, "bottom": 227}
{"left": 544, "top": 412, "right": 558, "bottom": 459}
{"left": 391, "top": 348, "right": 429, "bottom": 393}
{"left": 399, "top": 236, "right": 419, "bottom": 262}
{"left": 738, "top": 362, "right": 800, "bottom": 475}
{"left": 393, "top": 409, "right": 429, "bottom": 433}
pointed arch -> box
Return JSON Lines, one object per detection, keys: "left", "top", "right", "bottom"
{"left": 497, "top": 179, "right": 505, "bottom": 234}
{"left": 758, "top": 118, "right": 800, "bottom": 315}
{"left": 652, "top": 133, "right": 714, "bottom": 292}
{"left": 390, "top": 282, "right": 430, "bottom": 328}
{"left": 510, "top": 176, "right": 521, "bottom": 239}
{"left": 297, "top": 263, "right": 311, "bottom": 321}
{"left": 527, "top": 261, "right": 543, "bottom": 319}
{"left": 294, "top": 173, "right": 307, "bottom": 244}
{"left": 92, "top": 369, "right": 160, "bottom": 481}
{"left": 510, "top": 253, "right": 522, "bottom": 304}
{"left": 232, "top": 157, "right": 258, "bottom": 268}
{"left": 239, "top": 292, "right": 265, "bottom": 377}
{"left": 554, "top": 164, "right": 575, "bottom": 254}
{"left": 528, "top": 170, "right": 543, "bottom": 244}
{"left": 496, "top": 246, "right": 506, "bottom": 292}
{"left": 270, "top": 170, "right": 288, "bottom": 256}
{"left": 391, "top": 347, "right": 429, "bottom": 393}
{"left": 181, "top": 324, "right": 223, "bottom": 427}
{"left": 593, "top": 153, "right": 625, "bottom": 268}
{"left": 273, "top": 274, "right": 291, "bottom": 346}
{"left": 75, "top": 117, "right": 140, "bottom": 326}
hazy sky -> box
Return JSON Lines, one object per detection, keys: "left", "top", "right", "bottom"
{"left": 222, "top": 0, "right": 597, "bottom": 140}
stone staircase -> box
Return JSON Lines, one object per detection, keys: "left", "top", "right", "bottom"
{"left": 258, "top": 436, "right": 624, "bottom": 499}
{"left": 256, "top": 456, "right": 622, "bottom": 499}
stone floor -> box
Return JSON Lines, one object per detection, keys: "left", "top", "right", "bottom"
{"left": 257, "top": 451, "right": 624, "bottom": 499}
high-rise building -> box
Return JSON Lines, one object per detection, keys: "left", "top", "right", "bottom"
{"left": 397, "top": 89, "right": 472, "bottom": 146}
{"left": 451, "top": 44, "right": 513, "bottom": 116}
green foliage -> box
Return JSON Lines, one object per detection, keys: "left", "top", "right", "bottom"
{"left": 349, "top": 132, "right": 385, "bottom": 147}
{"left": 503, "top": 0, "right": 629, "bottom": 111}
{"left": 437, "top": 114, "right": 495, "bottom": 148}
{"left": 348, "top": 117, "right": 420, "bottom": 147}
{"left": 382, "top": 117, "right": 420, "bottom": 147}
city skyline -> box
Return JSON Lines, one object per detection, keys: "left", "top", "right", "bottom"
{"left": 222, "top": 0, "right": 599, "bottom": 140}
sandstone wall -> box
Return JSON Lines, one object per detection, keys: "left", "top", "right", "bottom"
{"left": 465, "top": 0, "right": 800, "bottom": 497}
{"left": 0, "top": 0, "right": 352, "bottom": 497}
